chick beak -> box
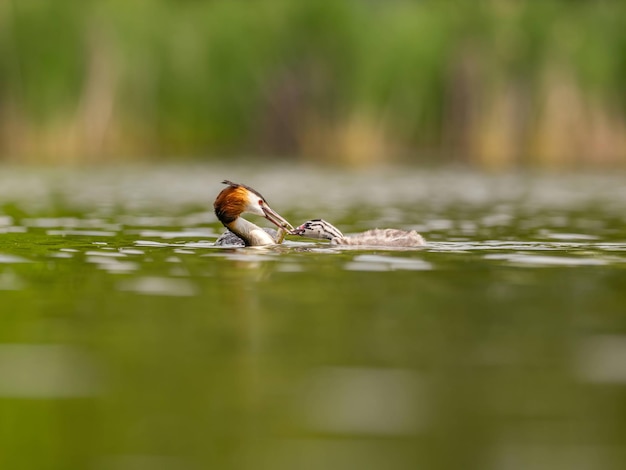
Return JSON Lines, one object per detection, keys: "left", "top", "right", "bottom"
{"left": 290, "top": 225, "right": 306, "bottom": 235}
{"left": 261, "top": 203, "right": 293, "bottom": 231}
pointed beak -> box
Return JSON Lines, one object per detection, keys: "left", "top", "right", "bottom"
{"left": 290, "top": 224, "right": 306, "bottom": 235}
{"left": 261, "top": 203, "right": 294, "bottom": 232}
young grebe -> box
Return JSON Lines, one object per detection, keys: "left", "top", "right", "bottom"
{"left": 291, "top": 219, "right": 425, "bottom": 247}
{"left": 214, "top": 180, "right": 293, "bottom": 246}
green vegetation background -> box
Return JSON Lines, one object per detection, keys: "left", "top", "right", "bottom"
{"left": 1, "top": 0, "right": 625, "bottom": 168}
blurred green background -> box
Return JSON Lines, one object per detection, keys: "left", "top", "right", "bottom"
{"left": 2, "top": 0, "right": 625, "bottom": 168}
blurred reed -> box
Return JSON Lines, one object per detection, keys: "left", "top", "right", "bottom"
{"left": 0, "top": 0, "right": 625, "bottom": 168}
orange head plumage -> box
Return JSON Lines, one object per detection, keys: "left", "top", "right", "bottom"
{"left": 213, "top": 180, "right": 292, "bottom": 230}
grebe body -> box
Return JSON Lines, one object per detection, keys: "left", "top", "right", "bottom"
{"left": 214, "top": 227, "right": 281, "bottom": 247}
{"left": 213, "top": 180, "right": 293, "bottom": 246}
{"left": 291, "top": 219, "right": 425, "bottom": 247}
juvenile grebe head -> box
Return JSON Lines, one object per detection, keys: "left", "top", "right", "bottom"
{"left": 214, "top": 180, "right": 293, "bottom": 232}
{"left": 291, "top": 219, "right": 344, "bottom": 240}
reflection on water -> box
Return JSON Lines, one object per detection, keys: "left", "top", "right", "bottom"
{"left": 298, "top": 367, "right": 428, "bottom": 435}
{"left": 0, "top": 344, "right": 99, "bottom": 398}
{"left": 577, "top": 335, "right": 626, "bottom": 384}
{"left": 0, "top": 166, "right": 625, "bottom": 469}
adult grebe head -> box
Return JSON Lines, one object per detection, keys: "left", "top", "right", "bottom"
{"left": 214, "top": 180, "right": 293, "bottom": 244}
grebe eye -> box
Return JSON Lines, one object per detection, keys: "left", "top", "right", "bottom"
{"left": 258, "top": 199, "right": 263, "bottom": 205}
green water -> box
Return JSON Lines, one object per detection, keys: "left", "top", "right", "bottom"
{"left": 1, "top": 166, "right": 625, "bottom": 470}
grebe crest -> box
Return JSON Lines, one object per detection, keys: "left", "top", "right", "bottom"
{"left": 214, "top": 180, "right": 293, "bottom": 246}
{"left": 291, "top": 219, "right": 425, "bottom": 247}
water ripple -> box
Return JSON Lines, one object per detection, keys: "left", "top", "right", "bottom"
{"left": 345, "top": 255, "right": 432, "bottom": 272}
{"left": 117, "top": 277, "right": 197, "bottom": 296}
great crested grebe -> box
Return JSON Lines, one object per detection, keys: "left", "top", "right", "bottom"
{"left": 291, "top": 219, "right": 426, "bottom": 247}
{"left": 213, "top": 180, "right": 293, "bottom": 246}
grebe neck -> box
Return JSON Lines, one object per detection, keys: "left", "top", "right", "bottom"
{"left": 226, "top": 217, "right": 276, "bottom": 246}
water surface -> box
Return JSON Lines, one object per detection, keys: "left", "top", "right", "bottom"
{"left": 1, "top": 166, "right": 625, "bottom": 470}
